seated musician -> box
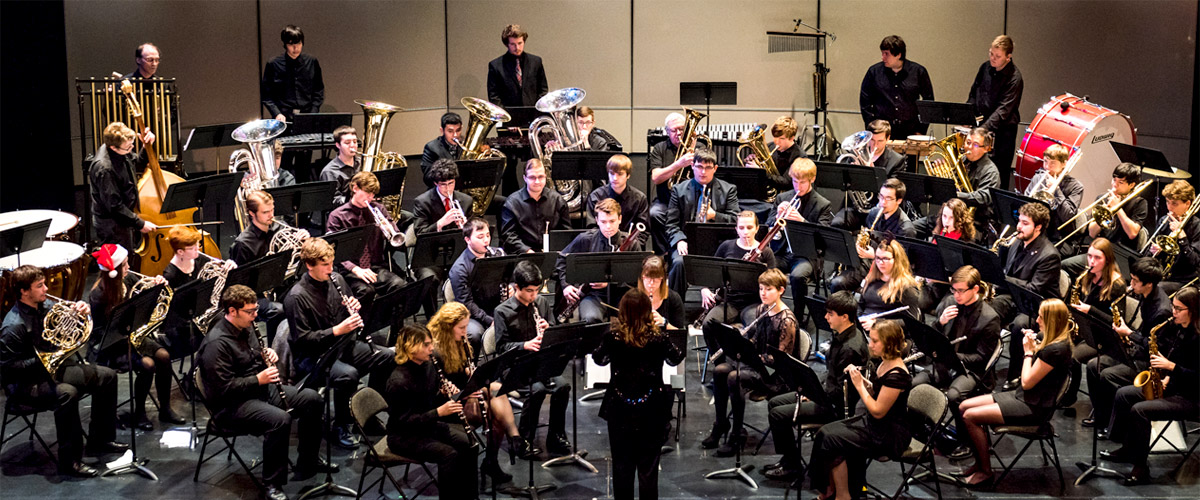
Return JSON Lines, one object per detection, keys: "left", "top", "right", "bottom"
{"left": 698, "top": 211, "right": 776, "bottom": 353}
{"left": 857, "top": 238, "right": 923, "bottom": 323}
{"left": 764, "top": 290, "right": 867, "bottom": 480}
{"left": 647, "top": 112, "right": 694, "bottom": 253}
{"left": 1148, "top": 180, "right": 1200, "bottom": 295}
{"left": 913, "top": 127, "right": 1001, "bottom": 242}
{"left": 230, "top": 190, "right": 284, "bottom": 265}
{"left": 162, "top": 226, "right": 235, "bottom": 357}
{"left": 920, "top": 265, "right": 1001, "bottom": 460}
{"left": 808, "top": 319, "right": 912, "bottom": 498}
{"left": 995, "top": 202, "right": 1064, "bottom": 388}
{"left": 499, "top": 158, "right": 571, "bottom": 254}
{"left": 1062, "top": 237, "right": 1127, "bottom": 406}
{"left": 88, "top": 121, "right": 157, "bottom": 251}
{"left": 428, "top": 302, "right": 536, "bottom": 485}
{"left": 585, "top": 154, "right": 649, "bottom": 247}
{"left": 411, "top": 158, "right": 475, "bottom": 317}
{"left": 86, "top": 244, "right": 180, "bottom": 429}
{"left": 326, "top": 171, "right": 407, "bottom": 312}
{"left": 958, "top": 298, "right": 1074, "bottom": 487}
{"left": 494, "top": 260, "right": 572, "bottom": 456}
{"left": 448, "top": 217, "right": 506, "bottom": 354}
{"left": 740, "top": 116, "right": 806, "bottom": 222}
{"left": 1, "top": 265, "right": 127, "bottom": 477}
{"left": 283, "top": 237, "right": 394, "bottom": 449}
{"left": 766, "top": 157, "right": 834, "bottom": 309}
{"left": 1023, "top": 144, "right": 1083, "bottom": 242}
{"left": 420, "top": 112, "right": 462, "bottom": 188}
{"left": 592, "top": 288, "right": 684, "bottom": 499}
{"left": 385, "top": 325, "right": 479, "bottom": 499}
{"left": 1086, "top": 257, "right": 1171, "bottom": 436}
{"left": 1103, "top": 286, "right": 1199, "bottom": 485}
{"left": 575, "top": 106, "right": 622, "bottom": 151}
{"left": 270, "top": 140, "right": 298, "bottom": 187}
{"left": 318, "top": 125, "right": 359, "bottom": 206}
{"left": 1062, "top": 162, "right": 1148, "bottom": 276}
{"left": 832, "top": 177, "right": 915, "bottom": 293}
{"left": 931, "top": 198, "right": 976, "bottom": 243}
{"left": 867, "top": 119, "right": 906, "bottom": 179}
{"left": 196, "top": 285, "right": 330, "bottom": 500}
{"left": 665, "top": 147, "right": 741, "bottom": 296}
{"left": 638, "top": 255, "right": 685, "bottom": 330}
{"left": 703, "top": 268, "right": 800, "bottom": 458}
{"left": 555, "top": 198, "right": 639, "bottom": 324}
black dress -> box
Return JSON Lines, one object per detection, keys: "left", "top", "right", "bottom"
{"left": 808, "top": 366, "right": 913, "bottom": 493}
{"left": 653, "top": 289, "right": 685, "bottom": 329}
{"left": 994, "top": 340, "right": 1072, "bottom": 424}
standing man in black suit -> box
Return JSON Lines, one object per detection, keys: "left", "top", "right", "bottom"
{"left": 486, "top": 24, "right": 548, "bottom": 110}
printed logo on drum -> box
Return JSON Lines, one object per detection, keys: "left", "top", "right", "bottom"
{"left": 1092, "top": 133, "right": 1115, "bottom": 144}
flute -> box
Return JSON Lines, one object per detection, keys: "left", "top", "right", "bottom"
{"left": 708, "top": 302, "right": 780, "bottom": 364}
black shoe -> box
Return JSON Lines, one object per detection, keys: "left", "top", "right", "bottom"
{"left": 331, "top": 425, "right": 361, "bottom": 449}
{"left": 547, "top": 433, "right": 572, "bottom": 456}
{"left": 1097, "top": 429, "right": 1110, "bottom": 441}
{"left": 1100, "top": 447, "right": 1135, "bottom": 464}
{"left": 1122, "top": 465, "right": 1150, "bottom": 486}
{"left": 61, "top": 461, "right": 99, "bottom": 478}
{"left": 265, "top": 485, "right": 289, "bottom": 500}
{"left": 159, "top": 408, "right": 186, "bottom": 425}
{"left": 132, "top": 411, "right": 153, "bottom": 431}
{"left": 85, "top": 440, "right": 130, "bottom": 456}
{"left": 509, "top": 435, "right": 539, "bottom": 460}
{"left": 763, "top": 461, "right": 786, "bottom": 472}
{"left": 715, "top": 433, "right": 745, "bottom": 457}
{"left": 948, "top": 445, "right": 973, "bottom": 461}
{"left": 1061, "top": 406, "right": 1076, "bottom": 418}
{"left": 481, "top": 458, "right": 513, "bottom": 484}
{"left": 295, "top": 456, "right": 340, "bottom": 477}
{"left": 1001, "top": 378, "right": 1020, "bottom": 391}
{"left": 764, "top": 466, "right": 800, "bottom": 480}
{"left": 701, "top": 421, "right": 730, "bottom": 449}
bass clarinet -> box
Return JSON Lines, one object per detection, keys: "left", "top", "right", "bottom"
{"left": 557, "top": 223, "right": 645, "bottom": 322}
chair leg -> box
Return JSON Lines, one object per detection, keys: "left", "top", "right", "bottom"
{"left": 1171, "top": 434, "right": 1200, "bottom": 476}
{"left": 1046, "top": 437, "right": 1064, "bottom": 494}
{"left": 224, "top": 438, "right": 264, "bottom": 492}
{"left": 194, "top": 434, "right": 212, "bottom": 482}
{"left": 24, "top": 416, "right": 57, "bottom": 463}
{"left": 1, "top": 409, "right": 11, "bottom": 448}
{"left": 356, "top": 462, "right": 369, "bottom": 500}
{"left": 995, "top": 435, "right": 1036, "bottom": 484}
{"left": 753, "top": 427, "right": 772, "bottom": 455}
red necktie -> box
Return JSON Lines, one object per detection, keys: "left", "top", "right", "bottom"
{"left": 516, "top": 59, "right": 523, "bottom": 85}
{"left": 444, "top": 197, "right": 452, "bottom": 213}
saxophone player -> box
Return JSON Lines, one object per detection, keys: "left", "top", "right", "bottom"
{"left": 665, "top": 147, "right": 740, "bottom": 296}
{"left": 1147, "top": 180, "right": 1200, "bottom": 295}
{"left": 830, "top": 178, "right": 914, "bottom": 293}
{"left": 1104, "top": 287, "right": 1200, "bottom": 485}
{"left": 326, "top": 171, "right": 407, "bottom": 313}
{"left": 1, "top": 265, "right": 127, "bottom": 477}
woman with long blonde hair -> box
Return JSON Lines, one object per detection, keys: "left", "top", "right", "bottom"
{"left": 427, "top": 302, "right": 536, "bottom": 483}
{"left": 1065, "top": 237, "right": 1126, "bottom": 406}
{"left": 860, "top": 239, "right": 922, "bottom": 323}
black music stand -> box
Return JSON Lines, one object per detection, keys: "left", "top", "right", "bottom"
{"left": 813, "top": 160, "right": 886, "bottom": 209}
{"left": 548, "top": 229, "right": 587, "bottom": 253}
{"left": 769, "top": 345, "right": 831, "bottom": 496}
{"left": 704, "top": 322, "right": 768, "bottom": 489}
{"left": 803, "top": 295, "right": 832, "bottom": 362}
{"left": 916, "top": 101, "right": 979, "bottom": 127}
{"left": 1072, "top": 309, "right": 1129, "bottom": 486}
{"left": 226, "top": 251, "right": 291, "bottom": 296}
{"left": 934, "top": 236, "right": 1006, "bottom": 287}
{"left": 297, "top": 346, "right": 359, "bottom": 500}
{"left": 548, "top": 151, "right": 612, "bottom": 219}
{"left": 496, "top": 342, "right": 578, "bottom": 499}
{"left": 472, "top": 252, "right": 559, "bottom": 290}
{"left": 374, "top": 168, "right": 407, "bottom": 199}
{"left": 363, "top": 276, "right": 436, "bottom": 345}
{"left": 991, "top": 189, "right": 1047, "bottom": 229}
{"left": 716, "top": 168, "right": 768, "bottom": 201}
{"left": 903, "top": 315, "right": 966, "bottom": 381}
{"left": 683, "top": 256, "right": 766, "bottom": 337}
{"left": 265, "top": 181, "right": 337, "bottom": 225}
{"left": 456, "top": 158, "right": 506, "bottom": 192}
{"left": 786, "top": 221, "right": 863, "bottom": 276}
{"left": 896, "top": 172, "right": 957, "bottom": 211}
{"left": 680, "top": 82, "right": 737, "bottom": 134}
{"left": 97, "top": 283, "right": 164, "bottom": 481}
{"left": 322, "top": 226, "right": 370, "bottom": 267}
{"left": 683, "top": 222, "right": 736, "bottom": 257}
{"left": 540, "top": 322, "right": 609, "bottom": 472}
{"left": 1006, "top": 283, "right": 1045, "bottom": 318}
{"left": 896, "top": 236, "right": 950, "bottom": 284}
{"left": 183, "top": 123, "right": 244, "bottom": 151}
{"left": 0, "top": 219, "right": 50, "bottom": 267}
{"left": 1109, "top": 141, "right": 1174, "bottom": 172}
{"left": 558, "top": 251, "right": 651, "bottom": 319}
{"left": 411, "top": 228, "right": 465, "bottom": 271}
{"left": 161, "top": 171, "right": 245, "bottom": 254}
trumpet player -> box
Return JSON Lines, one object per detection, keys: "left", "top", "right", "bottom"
{"left": 1023, "top": 144, "right": 1083, "bottom": 241}
{"left": 586, "top": 154, "right": 649, "bottom": 247}
{"left": 1085, "top": 258, "right": 1171, "bottom": 438}
{"left": 495, "top": 260, "right": 573, "bottom": 456}
{"left": 555, "top": 199, "right": 639, "bottom": 324}
{"left": 420, "top": 112, "right": 463, "bottom": 188}
{"left": 414, "top": 159, "right": 474, "bottom": 235}
{"left": 1, "top": 265, "right": 126, "bottom": 477}
{"left": 648, "top": 112, "right": 694, "bottom": 253}
{"left": 665, "top": 147, "right": 740, "bottom": 296}
{"left": 1148, "top": 180, "right": 1200, "bottom": 295}
{"left": 767, "top": 158, "right": 834, "bottom": 309}
{"left": 499, "top": 158, "right": 571, "bottom": 254}
{"left": 318, "top": 125, "right": 360, "bottom": 206}
{"left": 326, "top": 171, "right": 407, "bottom": 312}
{"left": 1062, "top": 162, "right": 1148, "bottom": 276}
{"left": 913, "top": 127, "right": 1000, "bottom": 241}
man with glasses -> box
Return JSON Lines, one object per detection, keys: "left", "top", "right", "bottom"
{"left": 913, "top": 127, "right": 1000, "bottom": 242}
{"left": 648, "top": 112, "right": 695, "bottom": 252}
{"left": 411, "top": 159, "right": 474, "bottom": 317}
{"left": 88, "top": 121, "right": 158, "bottom": 251}
{"left": 123, "top": 43, "right": 161, "bottom": 79}
{"left": 832, "top": 178, "right": 914, "bottom": 292}
{"left": 500, "top": 158, "right": 571, "bottom": 254}
{"left": 665, "top": 147, "right": 741, "bottom": 296}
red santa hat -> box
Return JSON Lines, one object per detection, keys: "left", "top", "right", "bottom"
{"left": 92, "top": 244, "right": 129, "bottom": 278}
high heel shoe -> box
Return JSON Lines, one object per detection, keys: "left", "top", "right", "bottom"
{"left": 509, "top": 435, "right": 539, "bottom": 460}
{"left": 701, "top": 421, "right": 730, "bottom": 449}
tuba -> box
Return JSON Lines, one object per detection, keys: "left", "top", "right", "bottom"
{"left": 669, "top": 107, "right": 712, "bottom": 188}
{"left": 355, "top": 100, "right": 409, "bottom": 219}
{"left": 458, "top": 97, "right": 511, "bottom": 215}
{"left": 838, "top": 131, "right": 876, "bottom": 213}
{"left": 230, "top": 119, "right": 287, "bottom": 232}
{"left": 736, "top": 124, "right": 780, "bottom": 203}
{"left": 36, "top": 294, "right": 93, "bottom": 377}
{"left": 529, "top": 87, "right": 588, "bottom": 213}
{"left": 924, "top": 132, "right": 974, "bottom": 193}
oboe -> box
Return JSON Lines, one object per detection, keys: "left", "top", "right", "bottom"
{"left": 255, "top": 327, "right": 290, "bottom": 412}
{"left": 430, "top": 353, "right": 481, "bottom": 448}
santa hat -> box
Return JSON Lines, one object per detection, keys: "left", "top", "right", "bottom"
{"left": 92, "top": 244, "right": 129, "bottom": 278}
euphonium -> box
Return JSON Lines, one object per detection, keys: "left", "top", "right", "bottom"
{"left": 736, "top": 124, "right": 780, "bottom": 203}
{"left": 36, "top": 294, "right": 93, "bottom": 378}
{"left": 529, "top": 88, "right": 588, "bottom": 213}
{"left": 669, "top": 107, "right": 712, "bottom": 188}
{"left": 267, "top": 217, "right": 310, "bottom": 277}
{"left": 837, "top": 131, "right": 877, "bottom": 213}
{"left": 127, "top": 271, "right": 173, "bottom": 357}
{"left": 1149, "top": 196, "right": 1200, "bottom": 273}
{"left": 458, "top": 97, "right": 511, "bottom": 215}
{"left": 355, "top": 100, "right": 409, "bottom": 219}
{"left": 230, "top": 119, "right": 287, "bottom": 232}
{"left": 1133, "top": 319, "right": 1169, "bottom": 400}
{"left": 924, "top": 132, "right": 974, "bottom": 193}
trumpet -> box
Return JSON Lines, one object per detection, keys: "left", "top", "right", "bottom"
{"left": 37, "top": 294, "right": 93, "bottom": 377}
{"left": 1055, "top": 180, "right": 1154, "bottom": 247}
{"left": 449, "top": 199, "right": 467, "bottom": 229}
{"left": 368, "top": 203, "right": 405, "bottom": 247}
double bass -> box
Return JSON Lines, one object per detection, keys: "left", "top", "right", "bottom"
{"left": 117, "top": 76, "right": 220, "bottom": 276}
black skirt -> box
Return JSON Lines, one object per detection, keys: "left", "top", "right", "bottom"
{"left": 994, "top": 390, "right": 1052, "bottom": 426}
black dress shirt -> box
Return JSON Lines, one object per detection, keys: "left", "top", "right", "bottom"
{"left": 448, "top": 247, "right": 506, "bottom": 327}
{"left": 767, "top": 188, "right": 835, "bottom": 259}
{"left": 968, "top": 61, "right": 1023, "bottom": 130}
{"left": 319, "top": 157, "right": 358, "bottom": 207}
{"left": 860, "top": 60, "right": 935, "bottom": 137}
{"left": 420, "top": 136, "right": 460, "bottom": 189}
{"left": 1129, "top": 286, "right": 1172, "bottom": 361}
{"left": 384, "top": 360, "right": 446, "bottom": 437}
{"left": 647, "top": 140, "right": 680, "bottom": 203}
{"left": 665, "top": 178, "right": 740, "bottom": 249}
{"left": 283, "top": 272, "right": 351, "bottom": 364}
{"left": 938, "top": 299, "right": 1001, "bottom": 375}
{"left": 494, "top": 296, "right": 556, "bottom": 355}
{"left": 1154, "top": 215, "right": 1200, "bottom": 281}
{"left": 499, "top": 188, "right": 571, "bottom": 254}
{"left": 825, "top": 325, "right": 869, "bottom": 417}
{"left": 486, "top": 52, "right": 548, "bottom": 108}
{"left": 162, "top": 254, "right": 213, "bottom": 290}
{"left": 412, "top": 188, "right": 475, "bottom": 235}
{"left": 88, "top": 145, "right": 148, "bottom": 233}
{"left": 586, "top": 184, "right": 650, "bottom": 246}
{"left": 326, "top": 201, "right": 394, "bottom": 270}
{"left": 1160, "top": 326, "right": 1199, "bottom": 401}
{"left": 261, "top": 53, "right": 324, "bottom": 119}
{"left": 1, "top": 301, "right": 58, "bottom": 392}
{"left": 229, "top": 222, "right": 282, "bottom": 265}
{"left": 554, "top": 229, "right": 638, "bottom": 297}
{"left": 195, "top": 317, "right": 269, "bottom": 416}
{"left": 1003, "top": 233, "right": 1063, "bottom": 299}
{"left": 860, "top": 280, "right": 922, "bottom": 319}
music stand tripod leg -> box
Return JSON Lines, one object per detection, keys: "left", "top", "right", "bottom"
{"left": 298, "top": 370, "right": 357, "bottom": 499}
{"left": 100, "top": 340, "right": 159, "bottom": 481}
{"left": 541, "top": 358, "right": 598, "bottom": 473}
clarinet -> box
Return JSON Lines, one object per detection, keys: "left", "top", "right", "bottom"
{"left": 329, "top": 275, "right": 370, "bottom": 352}
{"left": 557, "top": 223, "right": 646, "bottom": 322}
{"left": 255, "top": 327, "right": 290, "bottom": 412}
{"left": 842, "top": 351, "right": 924, "bottom": 417}
{"left": 463, "top": 338, "right": 490, "bottom": 433}
{"left": 431, "top": 353, "right": 481, "bottom": 448}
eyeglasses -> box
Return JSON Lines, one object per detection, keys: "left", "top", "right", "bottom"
{"left": 951, "top": 287, "right": 972, "bottom": 294}
{"left": 240, "top": 307, "right": 259, "bottom": 315}
{"left": 141, "top": 57, "right": 160, "bottom": 63}
{"left": 964, "top": 141, "right": 987, "bottom": 149}
{"left": 874, "top": 256, "right": 893, "bottom": 262}
{"left": 1172, "top": 305, "right": 1187, "bottom": 312}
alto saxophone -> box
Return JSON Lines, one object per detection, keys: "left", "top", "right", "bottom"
{"left": 1069, "top": 270, "right": 1087, "bottom": 307}
{"left": 1111, "top": 294, "right": 1130, "bottom": 346}
{"left": 858, "top": 208, "right": 882, "bottom": 249}
{"left": 1133, "top": 319, "right": 1169, "bottom": 400}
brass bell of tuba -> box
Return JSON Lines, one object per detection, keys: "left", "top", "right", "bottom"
{"left": 837, "top": 130, "right": 876, "bottom": 213}
{"left": 355, "top": 100, "right": 409, "bottom": 219}
{"left": 230, "top": 119, "right": 287, "bottom": 232}
{"left": 529, "top": 88, "right": 588, "bottom": 213}
{"left": 669, "top": 107, "right": 712, "bottom": 188}
{"left": 458, "top": 97, "right": 511, "bottom": 216}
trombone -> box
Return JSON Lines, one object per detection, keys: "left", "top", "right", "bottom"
{"left": 1054, "top": 180, "right": 1153, "bottom": 247}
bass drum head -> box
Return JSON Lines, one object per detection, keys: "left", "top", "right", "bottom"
{"left": 1072, "top": 112, "right": 1136, "bottom": 210}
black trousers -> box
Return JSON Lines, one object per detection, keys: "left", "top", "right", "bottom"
{"left": 1111, "top": 385, "right": 1200, "bottom": 468}
{"left": 608, "top": 419, "right": 669, "bottom": 500}
{"left": 649, "top": 200, "right": 668, "bottom": 255}
{"left": 991, "top": 123, "right": 1019, "bottom": 190}
{"left": 216, "top": 384, "right": 322, "bottom": 486}
{"left": 388, "top": 422, "right": 478, "bottom": 499}
{"left": 767, "top": 391, "right": 835, "bottom": 468}
{"left": 24, "top": 362, "right": 119, "bottom": 466}
{"left": 327, "top": 341, "right": 395, "bottom": 425}
{"left": 342, "top": 265, "right": 407, "bottom": 317}
{"left": 519, "top": 376, "right": 570, "bottom": 438}
{"left": 1085, "top": 356, "right": 1137, "bottom": 429}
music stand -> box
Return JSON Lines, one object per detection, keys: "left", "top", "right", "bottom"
{"left": 802, "top": 295, "right": 832, "bottom": 362}
{"left": 265, "top": 181, "right": 337, "bottom": 225}
{"left": 715, "top": 168, "right": 768, "bottom": 201}
{"left": 991, "top": 189, "right": 1047, "bottom": 230}
{"left": 183, "top": 123, "right": 245, "bottom": 151}
{"left": 297, "top": 344, "right": 359, "bottom": 500}
{"left": 411, "top": 228, "right": 465, "bottom": 271}
{"left": 683, "top": 223, "right": 736, "bottom": 257}
{"left": 1109, "top": 141, "right": 1174, "bottom": 172}
{"left": 559, "top": 251, "right": 651, "bottom": 318}
{"left": 471, "top": 252, "right": 559, "bottom": 291}
{"left": 934, "top": 236, "right": 1006, "bottom": 288}
{"left": 373, "top": 168, "right": 407, "bottom": 199}
{"left": 547, "top": 151, "right": 611, "bottom": 219}
{"left": 787, "top": 221, "right": 862, "bottom": 270}
{"left": 680, "top": 82, "right": 737, "bottom": 133}
{"left": 98, "top": 283, "right": 165, "bottom": 481}
{"left": 322, "top": 226, "right": 370, "bottom": 268}
{"left": 363, "top": 276, "right": 436, "bottom": 345}
{"left": 812, "top": 160, "right": 886, "bottom": 209}
{"left": 895, "top": 236, "right": 950, "bottom": 284}
{"left": 895, "top": 172, "right": 957, "bottom": 211}
{"left": 226, "top": 251, "right": 291, "bottom": 296}
{"left": 496, "top": 342, "right": 578, "bottom": 499}
{"left": 0, "top": 219, "right": 50, "bottom": 267}
{"left": 902, "top": 315, "right": 966, "bottom": 379}
{"left": 165, "top": 276, "right": 217, "bottom": 441}
{"left": 161, "top": 171, "right": 245, "bottom": 254}
{"left": 540, "top": 322, "right": 610, "bottom": 472}
{"left": 1071, "top": 309, "right": 1130, "bottom": 485}
{"left": 915, "top": 101, "right": 979, "bottom": 127}
{"left": 683, "top": 256, "right": 766, "bottom": 341}
{"left": 549, "top": 229, "right": 587, "bottom": 253}
{"left": 455, "top": 158, "right": 506, "bottom": 192}
{"left": 704, "top": 322, "right": 767, "bottom": 489}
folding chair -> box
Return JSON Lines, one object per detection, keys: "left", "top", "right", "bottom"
{"left": 350, "top": 387, "right": 437, "bottom": 500}
{"left": 1, "top": 391, "right": 58, "bottom": 464}
{"left": 863, "top": 384, "right": 950, "bottom": 499}
{"left": 1148, "top": 418, "right": 1200, "bottom": 476}
{"left": 991, "top": 373, "right": 1073, "bottom": 493}
{"left": 191, "top": 371, "right": 263, "bottom": 491}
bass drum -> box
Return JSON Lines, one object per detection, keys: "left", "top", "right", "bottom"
{"left": 0, "top": 241, "right": 88, "bottom": 313}
{"left": 1016, "top": 93, "right": 1135, "bottom": 205}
